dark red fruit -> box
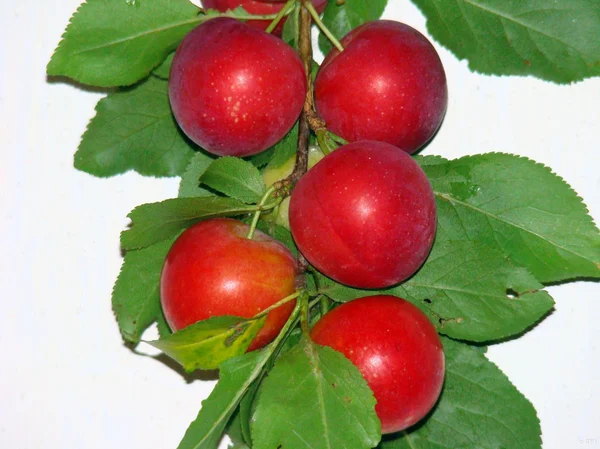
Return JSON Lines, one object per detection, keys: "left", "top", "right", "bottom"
{"left": 314, "top": 20, "right": 447, "bottom": 153}
{"left": 200, "top": 0, "right": 327, "bottom": 37}
{"left": 169, "top": 18, "right": 306, "bottom": 157}
{"left": 310, "top": 295, "right": 445, "bottom": 434}
{"left": 160, "top": 218, "right": 297, "bottom": 351}
{"left": 289, "top": 140, "right": 436, "bottom": 288}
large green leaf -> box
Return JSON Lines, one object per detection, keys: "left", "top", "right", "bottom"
{"left": 252, "top": 336, "right": 381, "bottom": 449}
{"left": 47, "top": 0, "right": 201, "bottom": 87}
{"left": 112, "top": 238, "right": 176, "bottom": 343}
{"left": 121, "top": 196, "right": 255, "bottom": 250}
{"left": 317, "top": 232, "right": 554, "bottom": 342}
{"left": 420, "top": 153, "right": 600, "bottom": 283}
{"left": 200, "top": 157, "right": 266, "bottom": 204}
{"left": 382, "top": 338, "right": 541, "bottom": 449}
{"left": 411, "top": 0, "right": 600, "bottom": 83}
{"left": 149, "top": 316, "right": 266, "bottom": 371}
{"left": 75, "top": 76, "right": 195, "bottom": 177}
{"left": 318, "top": 0, "right": 388, "bottom": 56}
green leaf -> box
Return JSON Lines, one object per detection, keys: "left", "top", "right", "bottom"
{"left": 153, "top": 52, "right": 175, "bottom": 79}
{"left": 177, "top": 350, "right": 272, "bottom": 449}
{"left": 252, "top": 336, "right": 381, "bottom": 449}
{"left": 112, "top": 238, "right": 176, "bottom": 343}
{"left": 75, "top": 76, "right": 195, "bottom": 177}
{"left": 178, "top": 152, "right": 217, "bottom": 198}
{"left": 255, "top": 220, "right": 298, "bottom": 257}
{"left": 383, "top": 338, "right": 541, "bottom": 449}
{"left": 318, "top": 233, "right": 555, "bottom": 342}
{"left": 149, "top": 316, "right": 266, "bottom": 371}
{"left": 265, "top": 122, "right": 299, "bottom": 170}
{"left": 282, "top": 3, "right": 300, "bottom": 47}
{"left": 47, "top": 0, "right": 201, "bottom": 87}
{"left": 247, "top": 148, "right": 275, "bottom": 169}
{"left": 420, "top": 153, "right": 600, "bottom": 283}
{"left": 156, "top": 308, "right": 173, "bottom": 339}
{"left": 226, "top": 411, "right": 250, "bottom": 449}
{"left": 411, "top": 0, "right": 600, "bottom": 84}
{"left": 121, "top": 196, "right": 255, "bottom": 250}
{"left": 201, "top": 157, "right": 266, "bottom": 204}
{"left": 318, "top": 0, "right": 388, "bottom": 56}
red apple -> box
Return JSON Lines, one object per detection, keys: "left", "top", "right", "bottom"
{"left": 289, "top": 140, "right": 436, "bottom": 288}
{"left": 160, "top": 218, "right": 298, "bottom": 351}
{"left": 169, "top": 17, "right": 306, "bottom": 157}
{"left": 200, "top": 0, "right": 327, "bottom": 37}
{"left": 310, "top": 295, "right": 445, "bottom": 434}
{"left": 314, "top": 20, "right": 448, "bottom": 153}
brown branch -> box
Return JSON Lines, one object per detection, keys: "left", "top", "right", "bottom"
{"left": 279, "top": 2, "right": 313, "bottom": 193}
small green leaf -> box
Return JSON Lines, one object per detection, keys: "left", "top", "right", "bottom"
{"left": 225, "top": 411, "right": 250, "bottom": 449}
{"left": 265, "top": 122, "right": 299, "bottom": 170}
{"left": 153, "top": 53, "right": 175, "bottom": 79}
{"left": 383, "top": 338, "right": 542, "bottom": 449}
{"left": 318, "top": 0, "right": 388, "bottom": 56}
{"left": 420, "top": 153, "right": 600, "bottom": 283}
{"left": 411, "top": 0, "right": 600, "bottom": 84}
{"left": 282, "top": 3, "right": 300, "bottom": 47}
{"left": 112, "top": 238, "right": 176, "bottom": 344}
{"left": 201, "top": 157, "right": 266, "bottom": 204}
{"left": 255, "top": 220, "right": 298, "bottom": 256}
{"left": 47, "top": 0, "right": 201, "bottom": 87}
{"left": 179, "top": 152, "right": 217, "bottom": 198}
{"left": 177, "top": 350, "right": 272, "bottom": 449}
{"left": 247, "top": 147, "right": 275, "bottom": 169}
{"left": 149, "top": 316, "right": 266, "bottom": 371}
{"left": 121, "top": 196, "right": 255, "bottom": 250}
{"left": 252, "top": 336, "right": 381, "bottom": 449}
{"left": 75, "top": 76, "right": 195, "bottom": 177}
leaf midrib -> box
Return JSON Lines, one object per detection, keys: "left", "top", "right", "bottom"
{"left": 72, "top": 16, "right": 202, "bottom": 56}
{"left": 461, "top": 0, "right": 591, "bottom": 57}
{"left": 309, "top": 342, "right": 333, "bottom": 449}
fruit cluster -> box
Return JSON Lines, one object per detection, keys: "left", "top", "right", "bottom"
{"left": 163, "top": 11, "right": 448, "bottom": 436}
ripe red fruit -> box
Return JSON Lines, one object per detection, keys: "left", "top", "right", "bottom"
{"left": 314, "top": 20, "right": 448, "bottom": 154}
{"left": 310, "top": 295, "right": 445, "bottom": 434}
{"left": 160, "top": 218, "right": 298, "bottom": 351}
{"left": 289, "top": 140, "right": 436, "bottom": 288}
{"left": 169, "top": 17, "right": 306, "bottom": 157}
{"left": 200, "top": 0, "right": 327, "bottom": 36}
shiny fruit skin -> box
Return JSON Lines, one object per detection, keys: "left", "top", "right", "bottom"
{"left": 200, "top": 0, "right": 327, "bottom": 36}
{"left": 160, "top": 218, "right": 297, "bottom": 351}
{"left": 314, "top": 20, "right": 447, "bottom": 154}
{"left": 169, "top": 18, "right": 306, "bottom": 157}
{"left": 289, "top": 140, "right": 436, "bottom": 288}
{"left": 310, "top": 295, "right": 445, "bottom": 434}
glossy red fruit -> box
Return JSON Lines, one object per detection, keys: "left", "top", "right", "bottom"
{"left": 314, "top": 20, "right": 448, "bottom": 154}
{"left": 200, "top": 0, "right": 327, "bottom": 37}
{"left": 160, "top": 218, "right": 298, "bottom": 351}
{"left": 310, "top": 295, "right": 445, "bottom": 434}
{"left": 289, "top": 140, "right": 436, "bottom": 288}
{"left": 169, "top": 17, "right": 306, "bottom": 157}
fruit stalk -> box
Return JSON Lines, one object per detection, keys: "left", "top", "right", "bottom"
{"left": 282, "top": 1, "right": 312, "bottom": 190}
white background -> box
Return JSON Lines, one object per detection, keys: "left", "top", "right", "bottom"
{"left": 1, "top": 1, "right": 599, "bottom": 448}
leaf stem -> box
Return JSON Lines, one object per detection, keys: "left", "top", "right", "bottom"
{"left": 247, "top": 185, "right": 277, "bottom": 239}
{"left": 252, "top": 290, "right": 303, "bottom": 320}
{"left": 265, "top": 0, "right": 296, "bottom": 34}
{"left": 304, "top": 2, "right": 344, "bottom": 52}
